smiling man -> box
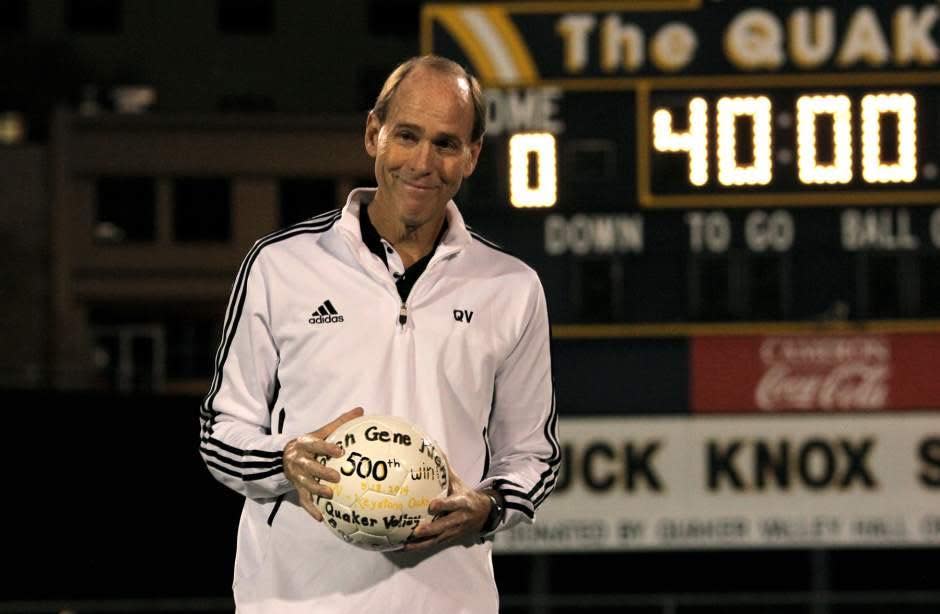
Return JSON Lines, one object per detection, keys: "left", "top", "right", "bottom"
{"left": 364, "top": 58, "right": 482, "bottom": 266}
{"left": 200, "top": 55, "right": 559, "bottom": 613}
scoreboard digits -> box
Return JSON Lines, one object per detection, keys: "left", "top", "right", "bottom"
{"left": 861, "top": 94, "right": 917, "bottom": 183}
{"left": 425, "top": 1, "right": 940, "bottom": 322}
{"left": 509, "top": 133, "right": 558, "bottom": 208}
{"left": 505, "top": 87, "right": 927, "bottom": 209}
{"left": 797, "top": 95, "right": 853, "bottom": 185}
{"left": 652, "top": 90, "right": 918, "bottom": 189}
{"left": 653, "top": 97, "right": 708, "bottom": 186}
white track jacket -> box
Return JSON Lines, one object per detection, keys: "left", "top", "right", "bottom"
{"left": 200, "top": 189, "right": 559, "bottom": 613}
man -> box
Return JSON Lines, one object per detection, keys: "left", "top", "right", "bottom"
{"left": 200, "top": 55, "right": 559, "bottom": 613}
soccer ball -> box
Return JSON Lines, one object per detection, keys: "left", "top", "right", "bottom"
{"left": 313, "top": 415, "right": 449, "bottom": 551}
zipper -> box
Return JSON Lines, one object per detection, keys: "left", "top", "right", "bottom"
{"left": 395, "top": 250, "right": 454, "bottom": 328}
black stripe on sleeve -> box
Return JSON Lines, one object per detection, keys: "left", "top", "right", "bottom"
{"left": 204, "top": 209, "right": 341, "bottom": 420}
{"left": 201, "top": 435, "right": 283, "bottom": 459}
{"left": 480, "top": 287, "right": 561, "bottom": 516}
{"left": 529, "top": 385, "right": 561, "bottom": 508}
{"left": 205, "top": 459, "right": 286, "bottom": 482}
{"left": 489, "top": 379, "right": 561, "bottom": 514}
{"left": 267, "top": 406, "right": 289, "bottom": 526}
{"left": 199, "top": 210, "right": 341, "bottom": 477}
{"left": 200, "top": 445, "right": 283, "bottom": 470}
{"left": 480, "top": 427, "right": 491, "bottom": 482}
{"left": 504, "top": 501, "right": 535, "bottom": 520}
{"left": 202, "top": 211, "right": 340, "bottom": 434}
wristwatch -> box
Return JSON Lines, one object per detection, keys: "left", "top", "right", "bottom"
{"left": 482, "top": 492, "right": 505, "bottom": 533}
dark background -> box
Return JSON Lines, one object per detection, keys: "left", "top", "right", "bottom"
{"left": 4, "top": 390, "right": 938, "bottom": 613}
{"left": 2, "top": 1, "right": 939, "bottom": 612}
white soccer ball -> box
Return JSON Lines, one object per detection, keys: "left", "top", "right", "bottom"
{"left": 313, "top": 414, "right": 449, "bottom": 551}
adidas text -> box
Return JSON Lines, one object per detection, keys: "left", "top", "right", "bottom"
{"left": 309, "top": 314, "right": 344, "bottom": 324}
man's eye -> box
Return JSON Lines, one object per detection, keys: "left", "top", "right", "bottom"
{"left": 398, "top": 132, "right": 417, "bottom": 142}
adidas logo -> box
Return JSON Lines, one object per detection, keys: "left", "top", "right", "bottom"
{"left": 308, "top": 300, "right": 344, "bottom": 324}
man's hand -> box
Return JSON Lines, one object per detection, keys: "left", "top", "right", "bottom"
{"left": 403, "top": 467, "right": 494, "bottom": 551}
{"left": 282, "top": 407, "right": 364, "bottom": 521}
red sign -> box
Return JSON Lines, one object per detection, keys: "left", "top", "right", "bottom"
{"left": 691, "top": 333, "right": 940, "bottom": 412}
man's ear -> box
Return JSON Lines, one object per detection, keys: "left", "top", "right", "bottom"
{"left": 463, "top": 137, "right": 483, "bottom": 178}
{"left": 364, "top": 112, "right": 381, "bottom": 157}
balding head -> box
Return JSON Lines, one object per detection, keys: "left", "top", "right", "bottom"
{"left": 371, "top": 55, "right": 486, "bottom": 143}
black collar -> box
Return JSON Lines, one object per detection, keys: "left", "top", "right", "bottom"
{"left": 359, "top": 200, "right": 390, "bottom": 266}
{"left": 359, "top": 201, "right": 449, "bottom": 301}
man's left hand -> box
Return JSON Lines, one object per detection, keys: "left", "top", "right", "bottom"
{"left": 403, "top": 469, "right": 492, "bottom": 551}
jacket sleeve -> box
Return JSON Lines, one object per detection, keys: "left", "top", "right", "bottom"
{"left": 199, "top": 248, "right": 294, "bottom": 501}
{"left": 478, "top": 272, "right": 560, "bottom": 532}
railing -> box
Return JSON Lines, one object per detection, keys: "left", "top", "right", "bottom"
{"left": 0, "top": 598, "right": 232, "bottom": 613}
{"left": 3, "top": 591, "right": 940, "bottom": 614}
{"left": 502, "top": 590, "right": 940, "bottom": 613}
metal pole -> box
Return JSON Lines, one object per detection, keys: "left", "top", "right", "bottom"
{"left": 530, "top": 554, "right": 551, "bottom": 614}
{"left": 810, "top": 549, "right": 831, "bottom": 614}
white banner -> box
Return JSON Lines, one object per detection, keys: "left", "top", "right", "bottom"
{"left": 494, "top": 415, "right": 940, "bottom": 552}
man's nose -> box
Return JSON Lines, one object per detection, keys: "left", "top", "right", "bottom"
{"left": 407, "top": 140, "right": 435, "bottom": 173}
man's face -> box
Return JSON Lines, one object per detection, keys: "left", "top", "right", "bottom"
{"left": 365, "top": 68, "right": 481, "bottom": 229}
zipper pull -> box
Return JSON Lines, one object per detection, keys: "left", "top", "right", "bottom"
{"left": 399, "top": 303, "right": 408, "bottom": 326}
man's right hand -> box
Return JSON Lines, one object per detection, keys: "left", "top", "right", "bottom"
{"left": 282, "top": 407, "right": 364, "bottom": 521}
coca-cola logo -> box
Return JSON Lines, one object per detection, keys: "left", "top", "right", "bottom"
{"left": 755, "top": 337, "right": 892, "bottom": 411}
{"left": 759, "top": 337, "right": 890, "bottom": 365}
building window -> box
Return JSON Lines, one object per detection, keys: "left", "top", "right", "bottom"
{"left": 279, "top": 178, "right": 337, "bottom": 227}
{"left": 367, "top": 0, "right": 420, "bottom": 37}
{"left": 94, "top": 177, "right": 155, "bottom": 243}
{"left": 218, "top": 0, "right": 274, "bottom": 35}
{"left": 66, "top": 0, "right": 122, "bottom": 34}
{"left": 91, "top": 306, "right": 220, "bottom": 391}
{"left": 92, "top": 325, "right": 165, "bottom": 393}
{"left": 0, "top": 0, "right": 27, "bottom": 34}
{"left": 166, "top": 319, "right": 217, "bottom": 380}
{"left": 173, "top": 177, "right": 231, "bottom": 242}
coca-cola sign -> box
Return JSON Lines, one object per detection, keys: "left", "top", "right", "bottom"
{"left": 692, "top": 333, "right": 940, "bottom": 413}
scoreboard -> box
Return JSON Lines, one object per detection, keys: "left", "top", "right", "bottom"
{"left": 422, "top": 1, "right": 940, "bottom": 325}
